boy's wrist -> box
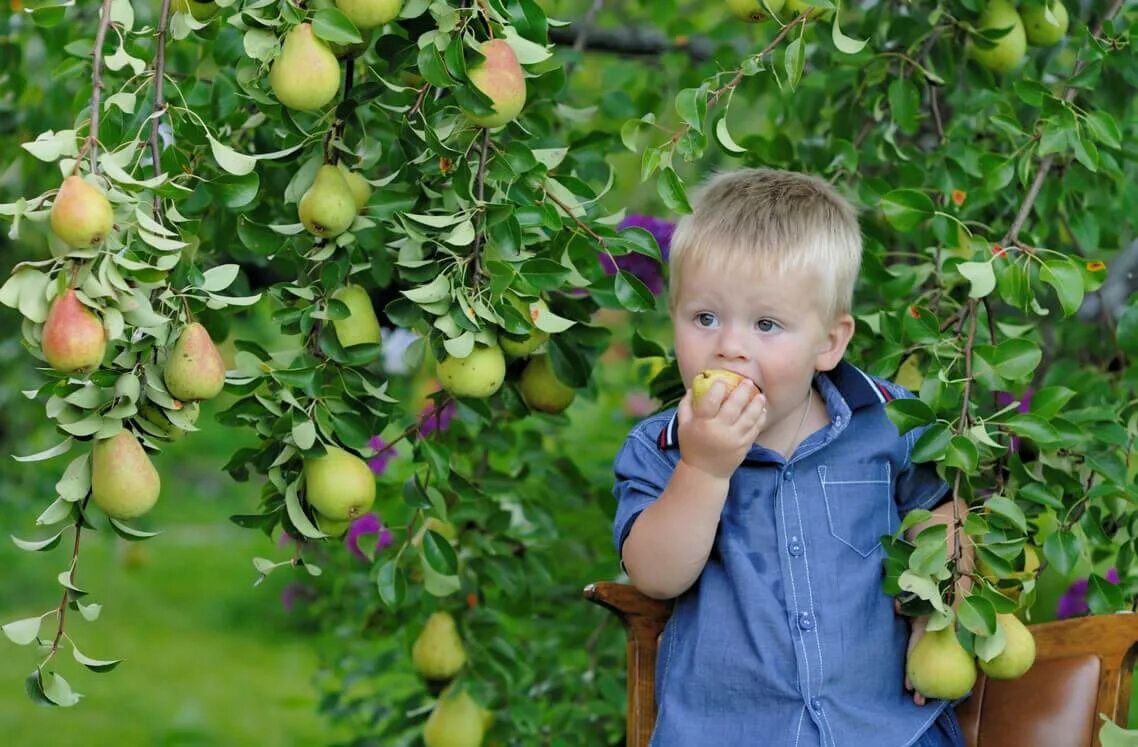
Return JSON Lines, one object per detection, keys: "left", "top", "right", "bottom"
{"left": 676, "top": 457, "right": 734, "bottom": 487}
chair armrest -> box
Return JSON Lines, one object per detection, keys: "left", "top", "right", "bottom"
{"left": 584, "top": 581, "right": 673, "bottom": 622}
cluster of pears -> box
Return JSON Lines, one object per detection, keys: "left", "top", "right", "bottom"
{"left": 907, "top": 614, "right": 1037, "bottom": 700}
{"left": 299, "top": 163, "right": 371, "bottom": 239}
{"left": 968, "top": 0, "right": 1070, "bottom": 74}
{"left": 412, "top": 612, "right": 492, "bottom": 747}
{"left": 302, "top": 445, "right": 376, "bottom": 536}
{"left": 727, "top": 0, "right": 817, "bottom": 23}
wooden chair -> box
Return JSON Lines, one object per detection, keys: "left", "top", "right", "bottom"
{"left": 584, "top": 581, "right": 1138, "bottom": 747}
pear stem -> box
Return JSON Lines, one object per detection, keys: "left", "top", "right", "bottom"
{"left": 470, "top": 128, "right": 491, "bottom": 284}
{"left": 45, "top": 512, "right": 87, "bottom": 665}
{"left": 85, "top": 0, "right": 116, "bottom": 176}
{"left": 148, "top": 0, "right": 173, "bottom": 217}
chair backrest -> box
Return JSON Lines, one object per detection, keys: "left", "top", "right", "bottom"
{"left": 584, "top": 581, "right": 1138, "bottom": 747}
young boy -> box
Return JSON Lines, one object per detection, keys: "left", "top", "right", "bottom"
{"left": 612, "top": 169, "right": 967, "bottom": 746}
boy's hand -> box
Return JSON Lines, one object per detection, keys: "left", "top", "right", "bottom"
{"left": 676, "top": 378, "right": 766, "bottom": 480}
{"left": 903, "top": 610, "right": 929, "bottom": 706}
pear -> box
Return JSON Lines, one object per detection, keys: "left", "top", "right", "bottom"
{"left": 413, "top": 611, "right": 468, "bottom": 682}
{"left": 335, "top": 0, "right": 403, "bottom": 31}
{"left": 691, "top": 368, "right": 750, "bottom": 406}
{"left": 171, "top": 0, "right": 218, "bottom": 21}
{"left": 270, "top": 23, "right": 341, "bottom": 111}
{"left": 299, "top": 164, "right": 357, "bottom": 238}
{"left": 423, "top": 687, "right": 485, "bottom": 747}
{"left": 498, "top": 295, "right": 549, "bottom": 358}
{"left": 50, "top": 176, "right": 114, "bottom": 249}
{"left": 907, "top": 625, "right": 977, "bottom": 700}
{"left": 303, "top": 446, "right": 376, "bottom": 521}
{"left": 316, "top": 513, "right": 353, "bottom": 538}
{"left": 968, "top": 0, "right": 1027, "bottom": 74}
{"left": 91, "top": 430, "right": 161, "bottom": 520}
{"left": 727, "top": 0, "right": 786, "bottom": 22}
{"left": 1022, "top": 1, "right": 1068, "bottom": 46}
{"left": 979, "top": 614, "right": 1036, "bottom": 679}
{"left": 331, "top": 284, "right": 382, "bottom": 349}
{"left": 437, "top": 344, "right": 506, "bottom": 399}
{"left": 463, "top": 39, "right": 526, "bottom": 129}
{"left": 41, "top": 289, "right": 106, "bottom": 373}
{"left": 137, "top": 400, "right": 200, "bottom": 442}
{"left": 164, "top": 322, "right": 226, "bottom": 401}
{"left": 336, "top": 164, "right": 372, "bottom": 212}
{"left": 519, "top": 355, "right": 575, "bottom": 414}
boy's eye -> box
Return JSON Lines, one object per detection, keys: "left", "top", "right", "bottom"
{"left": 756, "top": 319, "right": 779, "bottom": 332}
{"left": 695, "top": 312, "right": 718, "bottom": 328}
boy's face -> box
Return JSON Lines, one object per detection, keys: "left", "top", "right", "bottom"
{"left": 672, "top": 257, "right": 853, "bottom": 439}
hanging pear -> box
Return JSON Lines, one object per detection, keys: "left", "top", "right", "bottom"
{"left": 163, "top": 322, "right": 226, "bottom": 401}
{"left": 423, "top": 687, "right": 486, "bottom": 747}
{"left": 91, "top": 430, "right": 161, "bottom": 520}
{"left": 437, "top": 344, "right": 506, "bottom": 399}
{"left": 906, "top": 625, "right": 977, "bottom": 700}
{"left": 331, "top": 284, "right": 382, "bottom": 349}
{"left": 303, "top": 446, "right": 376, "bottom": 521}
{"left": 463, "top": 39, "right": 526, "bottom": 128}
{"left": 269, "top": 23, "right": 341, "bottom": 111}
{"left": 41, "top": 289, "right": 106, "bottom": 373}
{"left": 336, "top": 163, "right": 372, "bottom": 212}
{"left": 519, "top": 355, "right": 575, "bottom": 414}
{"left": 299, "top": 164, "right": 357, "bottom": 238}
{"left": 335, "top": 0, "right": 403, "bottom": 30}
{"left": 979, "top": 614, "right": 1036, "bottom": 679}
{"left": 50, "top": 176, "right": 114, "bottom": 248}
{"left": 413, "top": 611, "right": 468, "bottom": 682}
{"left": 498, "top": 295, "right": 549, "bottom": 358}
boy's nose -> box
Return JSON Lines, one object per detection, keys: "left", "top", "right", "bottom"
{"left": 716, "top": 327, "right": 750, "bottom": 360}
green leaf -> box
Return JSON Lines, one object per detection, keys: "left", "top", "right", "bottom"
{"left": 1087, "top": 573, "right": 1124, "bottom": 614}
{"left": 207, "top": 134, "right": 255, "bottom": 176}
{"left": 785, "top": 35, "right": 805, "bottom": 90}
{"left": 945, "top": 436, "right": 979, "bottom": 473}
{"left": 992, "top": 338, "right": 1042, "bottom": 381}
{"left": 422, "top": 529, "right": 459, "bottom": 575}
{"left": 888, "top": 78, "right": 920, "bottom": 134}
{"left": 656, "top": 168, "right": 691, "bottom": 214}
{"left": 72, "top": 644, "right": 122, "bottom": 673}
{"left": 11, "top": 529, "right": 67, "bottom": 552}
{"left": 1100, "top": 715, "right": 1138, "bottom": 747}
{"left": 714, "top": 116, "right": 747, "bottom": 155}
{"left": 897, "top": 570, "right": 948, "bottom": 614}
{"left": 41, "top": 671, "right": 81, "bottom": 707}
{"left": 957, "top": 261, "right": 996, "bottom": 298}
{"left": 880, "top": 190, "right": 934, "bottom": 231}
{"left": 898, "top": 509, "right": 932, "bottom": 534}
{"left": 1042, "top": 531, "right": 1082, "bottom": 577}
{"left": 1038, "top": 256, "right": 1085, "bottom": 317}
{"left": 911, "top": 423, "right": 950, "bottom": 463}
{"left": 419, "top": 553, "right": 461, "bottom": 597}
{"left": 312, "top": 8, "right": 364, "bottom": 45}
{"left": 674, "top": 87, "right": 706, "bottom": 134}
{"left": 2, "top": 616, "right": 44, "bottom": 646}
{"left": 287, "top": 482, "right": 323, "bottom": 540}
{"left": 831, "top": 10, "right": 868, "bottom": 54}
{"left": 1003, "top": 414, "right": 1060, "bottom": 446}
{"left": 614, "top": 271, "right": 656, "bottom": 312}
{"left": 108, "top": 518, "right": 161, "bottom": 541}
{"left": 1027, "top": 386, "right": 1076, "bottom": 419}
{"left": 1085, "top": 111, "right": 1122, "bottom": 149}
{"left": 885, "top": 398, "right": 936, "bottom": 435}
{"left": 984, "top": 495, "right": 1027, "bottom": 533}
{"left": 292, "top": 418, "right": 316, "bottom": 450}
{"left": 957, "top": 595, "right": 996, "bottom": 637}
{"left": 13, "top": 437, "right": 73, "bottom": 463}
{"left": 376, "top": 559, "right": 406, "bottom": 608}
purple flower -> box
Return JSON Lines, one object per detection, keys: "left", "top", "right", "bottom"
{"left": 419, "top": 401, "right": 456, "bottom": 437}
{"left": 597, "top": 214, "right": 676, "bottom": 296}
{"left": 1056, "top": 568, "right": 1119, "bottom": 619}
{"left": 367, "top": 435, "right": 396, "bottom": 475}
{"left": 344, "top": 512, "right": 393, "bottom": 563}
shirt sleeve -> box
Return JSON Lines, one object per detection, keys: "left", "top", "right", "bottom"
{"left": 612, "top": 426, "right": 674, "bottom": 559}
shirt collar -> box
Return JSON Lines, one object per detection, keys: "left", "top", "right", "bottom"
{"left": 656, "top": 360, "right": 891, "bottom": 451}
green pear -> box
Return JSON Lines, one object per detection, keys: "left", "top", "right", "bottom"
{"left": 437, "top": 344, "right": 506, "bottom": 399}
{"left": 727, "top": 0, "right": 786, "bottom": 22}
{"left": 303, "top": 446, "right": 376, "bottom": 521}
{"left": 331, "top": 284, "right": 382, "bottom": 349}
{"left": 498, "top": 295, "right": 549, "bottom": 358}
{"left": 41, "top": 289, "right": 106, "bottom": 373}
{"left": 91, "top": 430, "right": 161, "bottom": 520}
{"left": 423, "top": 687, "right": 486, "bottom": 747}
{"left": 1022, "top": 1, "right": 1068, "bottom": 46}
{"left": 979, "top": 614, "right": 1036, "bottom": 679}
{"left": 336, "top": 164, "right": 372, "bottom": 212}
{"left": 270, "top": 23, "right": 341, "bottom": 111}
{"left": 519, "top": 355, "right": 575, "bottom": 414}
{"left": 137, "top": 400, "right": 200, "bottom": 442}
{"left": 316, "top": 513, "right": 353, "bottom": 537}
{"left": 463, "top": 39, "right": 526, "bottom": 128}
{"left": 172, "top": 0, "right": 218, "bottom": 21}
{"left": 906, "top": 625, "right": 977, "bottom": 700}
{"left": 968, "top": 0, "right": 1027, "bottom": 74}
{"left": 164, "top": 322, "right": 226, "bottom": 401}
{"left": 335, "top": 0, "right": 403, "bottom": 30}
{"left": 50, "top": 176, "right": 114, "bottom": 249}
{"left": 299, "top": 164, "right": 357, "bottom": 238}
{"left": 413, "top": 611, "right": 468, "bottom": 682}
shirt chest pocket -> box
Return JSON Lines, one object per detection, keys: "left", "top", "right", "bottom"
{"left": 818, "top": 463, "right": 894, "bottom": 558}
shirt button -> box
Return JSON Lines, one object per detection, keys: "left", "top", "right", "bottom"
{"left": 798, "top": 612, "right": 814, "bottom": 631}
{"left": 812, "top": 697, "right": 823, "bottom": 712}
{"left": 783, "top": 469, "right": 794, "bottom": 481}
{"left": 788, "top": 540, "right": 803, "bottom": 556}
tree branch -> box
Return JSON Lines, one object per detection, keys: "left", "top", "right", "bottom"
{"left": 149, "top": 0, "right": 173, "bottom": 216}
{"left": 85, "top": 0, "right": 117, "bottom": 175}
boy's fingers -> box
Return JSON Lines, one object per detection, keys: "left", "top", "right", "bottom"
{"left": 719, "top": 380, "right": 758, "bottom": 422}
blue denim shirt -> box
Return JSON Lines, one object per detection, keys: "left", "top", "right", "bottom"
{"left": 613, "top": 361, "right": 951, "bottom": 747}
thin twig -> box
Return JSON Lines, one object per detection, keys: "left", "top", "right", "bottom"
{"left": 543, "top": 187, "right": 604, "bottom": 244}
{"left": 470, "top": 128, "right": 491, "bottom": 284}
{"left": 148, "top": 0, "right": 173, "bottom": 216}
{"left": 86, "top": 0, "right": 117, "bottom": 175}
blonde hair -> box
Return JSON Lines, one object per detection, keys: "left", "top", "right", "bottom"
{"left": 668, "top": 168, "right": 862, "bottom": 321}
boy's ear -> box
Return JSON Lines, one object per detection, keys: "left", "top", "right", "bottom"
{"left": 815, "top": 313, "right": 854, "bottom": 372}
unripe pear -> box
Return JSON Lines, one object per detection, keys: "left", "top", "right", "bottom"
{"left": 968, "top": 0, "right": 1027, "bottom": 74}
{"left": 91, "top": 430, "right": 161, "bottom": 520}
{"left": 172, "top": 0, "right": 218, "bottom": 21}
{"left": 270, "top": 23, "right": 341, "bottom": 111}
{"left": 299, "top": 164, "right": 357, "bottom": 238}
{"left": 335, "top": 0, "right": 403, "bottom": 30}
{"left": 316, "top": 513, "right": 353, "bottom": 537}
{"left": 164, "top": 322, "right": 226, "bottom": 401}
{"left": 519, "top": 355, "right": 575, "bottom": 414}
{"left": 499, "top": 296, "right": 549, "bottom": 358}
{"left": 331, "top": 284, "right": 382, "bottom": 349}
{"left": 336, "top": 164, "right": 372, "bottom": 212}
{"left": 463, "top": 39, "right": 526, "bottom": 128}
{"left": 41, "top": 289, "right": 106, "bottom": 373}
{"left": 423, "top": 687, "right": 485, "bottom": 747}
{"left": 437, "top": 345, "right": 506, "bottom": 399}
{"left": 413, "top": 611, "right": 468, "bottom": 682}
{"left": 907, "top": 625, "right": 977, "bottom": 700}
{"left": 303, "top": 446, "right": 376, "bottom": 521}
{"left": 727, "top": 0, "right": 786, "bottom": 22}
{"left": 979, "top": 614, "right": 1036, "bottom": 679}
{"left": 50, "top": 176, "right": 114, "bottom": 249}
{"left": 691, "top": 368, "right": 750, "bottom": 406}
{"left": 1022, "top": 1, "right": 1068, "bottom": 46}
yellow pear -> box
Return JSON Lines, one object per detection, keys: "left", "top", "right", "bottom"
{"left": 164, "top": 322, "right": 226, "bottom": 401}
{"left": 968, "top": 0, "right": 1027, "bottom": 74}
{"left": 303, "top": 446, "right": 376, "bottom": 521}
{"left": 437, "top": 344, "right": 506, "bottom": 399}
{"left": 171, "top": 0, "right": 218, "bottom": 21}
{"left": 270, "top": 23, "right": 341, "bottom": 111}
{"left": 91, "top": 430, "right": 161, "bottom": 520}
{"left": 691, "top": 368, "right": 749, "bottom": 406}
{"left": 499, "top": 295, "right": 549, "bottom": 358}
{"left": 335, "top": 0, "right": 403, "bottom": 30}
{"left": 331, "top": 284, "right": 382, "bottom": 349}
{"left": 907, "top": 625, "right": 977, "bottom": 700}
{"left": 979, "top": 614, "right": 1036, "bottom": 679}
{"left": 413, "top": 611, "right": 468, "bottom": 682}
{"left": 463, "top": 39, "right": 526, "bottom": 128}
{"left": 316, "top": 513, "right": 353, "bottom": 537}
{"left": 50, "top": 176, "right": 114, "bottom": 249}
{"left": 1022, "top": 1, "right": 1068, "bottom": 46}
{"left": 423, "top": 687, "right": 486, "bottom": 747}
{"left": 41, "top": 289, "right": 106, "bottom": 373}
{"left": 336, "top": 164, "right": 372, "bottom": 212}
{"left": 895, "top": 354, "right": 924, "bottom": 392}
{"left": 299, "top": 164, "right": 357, "bottom": 238}
{"left": 519, "top": 355, "right": 575, "bottom": 414}
{"left": 727, "top": 0, "right": 786, "bottom": 22}
{"left": 976, "top": 545, "right": 1040, "bottom": 601}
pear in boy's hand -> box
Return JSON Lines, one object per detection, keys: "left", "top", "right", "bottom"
{"left": 906, "top": 625, "right": 977, "bottom": 700}
{"left": 691, "top": 369, "right": 752, "bottom": 406}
